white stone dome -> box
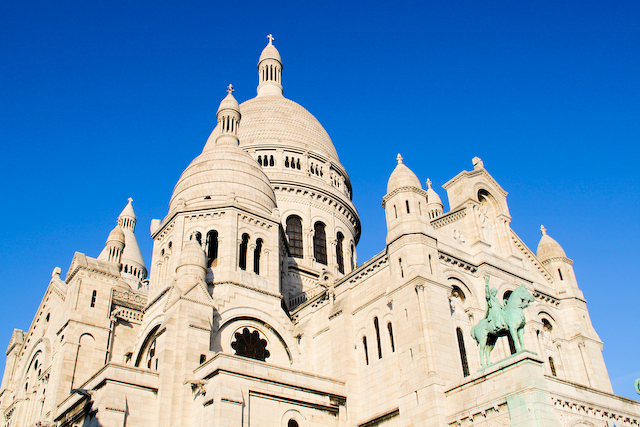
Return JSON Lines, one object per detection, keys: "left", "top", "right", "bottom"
{"left": 387, "top": 154, "right": 422, "bottom": 193}
{"left": 259, "top": 43, "right": 281, "bottom": 63}
{"left": 169, "top": 144, "right": 277, "bottom": 216}
{"left": 234, "top": 96, "right": 339, "bottom": 162}
{"left": 536, "top": 226, "right": 567, "bottom": 261}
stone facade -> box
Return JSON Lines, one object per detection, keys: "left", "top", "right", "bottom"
{"left": 2, "top": 37, "right": 639, "bottom": 427}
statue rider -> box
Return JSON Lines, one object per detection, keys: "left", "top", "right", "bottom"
{"left": 483, "top": 271, "right": 506, "bottom": 333}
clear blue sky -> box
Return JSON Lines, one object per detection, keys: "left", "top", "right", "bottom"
{"left": 1, "top": 1, "right": 639, "bottom": 398}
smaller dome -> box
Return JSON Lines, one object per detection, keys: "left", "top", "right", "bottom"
{"left": 177, "top": 238, "right": 207, "bottom": 271}
{"left": 387, "top": 154, "right": 422, "bottom": 193}
{"left": 425, "top": 179, "right": 443, "bottom": 206}
{"left": 106, "top": 224, "right": 125, "bottom": 245}
{"left": 218, "top": 87, "right": 240, "bottom": 114}
{"left": 536, "top": 225, "right": 567, "bottom": 261}
{"left": 259, "top": 35, "right": 281, "bottom": 64}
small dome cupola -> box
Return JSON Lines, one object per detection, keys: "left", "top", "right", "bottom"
{"left": 216, "top": 84, "right": 241, "bottom": 146}
{"left": 387, "top": 154, "right": 422, "bottom": 193}
{"left": 98, "top": 223, "right": 125, "bottom": 264}
{"left": 536, "top": 225, "right": 568, "bottom": 262}
{"left": 257, "top": 34, "right": 283, "bottom": 97}
{"left": 425, "top": 179, "right": 443, "bottom": 219}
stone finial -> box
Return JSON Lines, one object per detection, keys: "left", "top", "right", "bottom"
{"left": 472, "top": 156, "right": 484, "bottom": 169}
{"left": 227, "top": 84, "right": 234, "bottom": 94}
{"left": 396, "top": 153, "right": 403, "bottom": 165}
{"left": 540, "top": 225, "right": 547, "bottom": 235}
{"left": 127, "top": 197, "right": 133, "bottom": 203}
{"left": 52, "top": 267, "right": 61, "bottom": 278}
{"left": 426, "top": 178, "right": 432, "bottom": 189}
{"left": 267, "top": 34, "right": 274, "bottom": 45}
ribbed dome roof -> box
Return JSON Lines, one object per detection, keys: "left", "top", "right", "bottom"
{"left": 426, "top": 179, "right": 443, "bottom": 205}
{"left": 106, "top": 224, "right": 125, "bottom": 244}
{"left": 236, "top": 96, "right": 339, "bottom": 162}
{"left": 536, "top": 226, "right": 567, "bottom": 261}
{"left": 259, "top": 43, "right": 281, "bottom": 63}
{"left": 169, "top": 144, "right": 277, "bottom": 216}
{"left": 387, "top": 154, "right": 422, "bottom": 193}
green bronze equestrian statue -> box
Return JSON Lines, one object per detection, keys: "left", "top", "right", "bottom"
{"left": 471, "top": 271, "right": 534, "bottom": 368}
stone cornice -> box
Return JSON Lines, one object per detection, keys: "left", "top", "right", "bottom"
{"left": 381, "top": 186, "right": 429, "bottom": 207}
{"left": 541, "top": 256, "right": 573, "bottom": 266}
{"left": 431, "top": 206, "right": 467, "bottom": 229}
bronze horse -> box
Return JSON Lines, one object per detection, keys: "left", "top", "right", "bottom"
{"left": 471, "top": 285, "right": 534, "bottom": 368}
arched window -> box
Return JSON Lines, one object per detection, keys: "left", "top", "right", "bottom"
{"left": 387, "top": 322, "right": 395, "bottom": 352}
{"left": 374, "top": 317, "right": 382, "bottom": 359}
{"left": 135, "top": 326, "right": 160, "bottom": 370}
{"left": 549, "top": 356, "right": 557, "bottom": 376}
{"left": 350, "top": 243, "right": 355, "bottom": 271}
{"left": 288, "top": 420, "right": 299, "bottom": 427}
{"left": 286, "top": 216, "right": 303, "bottom": 258}
{"left": 193, "top": 231, "right": 202, "bottom": 246}
{"left": 362, "top": 336, "right": 369, "bottom": 365}
{"left": 253, "top": 239, "right": 263, "bottom": 275}
{"left": 239, "top": 234, "right": 249, "bottom": 270}
{"left": 313, "top": 222, "right": 327, "bottom": 265}
{"left": 231, "top": 328, "right": 269, "bottom": 361}
{"left": 207, "top": 230, "right": 219, "bottom": 267}
{"left": 269, "top": 155, "right": 274, "bottom": 166}
{"left": 456, "top": 327, "right": 470, "bottom": 377}
{"left": 503, "top": 290, "right": 512, "bottom": 304}
{"left": 336, "top": 232, "right": 345, "bottom": 274}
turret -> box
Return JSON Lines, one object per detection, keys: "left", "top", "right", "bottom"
{"left": 215, "top": 84, "right": 241, "bottom": 146}
{"left": 97, "top": 223, "right": 125, "bottom": 265}
{"left": 425, "top": 178, "right": 443, "bottom": 219}
{"left": 382, "top": 154, "right": 431, "bottom": 244}
{"left": 536, "top": 225, "right": 583, "bottom": 300}
{"left": 117, "top": 198, "right": 148, "bottom": 286}
{"left": 175, "top": 235, "right": 207, "bottom": 292}
{"left": 257, "top": 34, "right": 283, "bottom": 97}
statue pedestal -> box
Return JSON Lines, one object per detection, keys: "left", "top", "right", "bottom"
{"left": 446, "top": 351, "right": 562, "bottom": 426}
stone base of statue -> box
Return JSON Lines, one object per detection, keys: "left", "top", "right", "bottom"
{"left": 446, "top": 351, "right": 562, "bottom": 426}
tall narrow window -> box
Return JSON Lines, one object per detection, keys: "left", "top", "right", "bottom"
{"left": 456, "top": 328, "right": 470, "bottom": 377}
{"left": 406, "top": 200, "right": 410, "bottom": 213}
{"left": 362, "top": 337, "right": 369, "bottom": 365}
{"left": 253, "top": 239, "right": 263, "bottom": 275}
{"left": 313, "top": 222, "right": 327, "bottom": 265}
{"left": 239, "top": 233, "right": 249, "bottom": 270}
{"left": 549, "top": 356, "right": 557, "bottom": 376}
{"left": 286, "top": 216, "right": 303, "bottom": 258}
{"left": 387, "top": 322, "right": 395, "bottom": 352}
{"left": 374, "top": 317, "right": 382, "bottom": 359}
{"left": 394, "top": 205, "right": 398, "bottom": 218}
{"left": 206, "top": 230, "right": 219, "bottom": 267}
{"left": 557, "top": 268, "right": 563, "bottom": 280}
{"left": 90, "top": 290, "right": 97, "bottom": 308}
{"left": 399, "top": 258, "right": 404, "bottom": 278}
{"left": 350, "top": 244, "right": 355, "bottom": 270}
{"left": 194, "top": 232, "right": 202, "bottom": 246}
{"left": 336, "top": 232, "right": 345, "bottom": 274}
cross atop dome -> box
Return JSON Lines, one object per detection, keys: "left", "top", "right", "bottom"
{"left": 541, "top": 225, "right": 547, "bottom": 235}
{"left": 267, "top": 34, "right": 274, "bottom": 45}
{"left": 227, "top": 84, "right": 234, "bottom": 94}
{"left": 426, "top": 179, "right": 432, "bottom": 189}
{"left": 127, "top": 197, "right": 133, "bottom": 203}
{"left": 396, "top": 153, "right": 403, "bottom": 165}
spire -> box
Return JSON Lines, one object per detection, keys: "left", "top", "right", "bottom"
{"left": 115, "top": 198, "right": 148, "bottom": 286}
{"left": 257, "top": 34, "right": 283, "bottom": 97}
{"left": 215, "top": 86, "right": 241, "bottom": 146}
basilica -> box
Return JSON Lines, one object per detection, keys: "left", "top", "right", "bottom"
{"left": 2, "top": 37, "right": 640, "bottom": 427}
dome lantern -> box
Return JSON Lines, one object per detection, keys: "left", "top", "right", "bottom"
{"left": 257, "top": 34, "right": 283, "bottom": 97}
{"left": 215, "top": 84, "right": 241, "bottom": 146}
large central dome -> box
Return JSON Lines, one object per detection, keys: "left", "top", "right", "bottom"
{"left": 237, "top": 96, "right": 339, "bottom": 162}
